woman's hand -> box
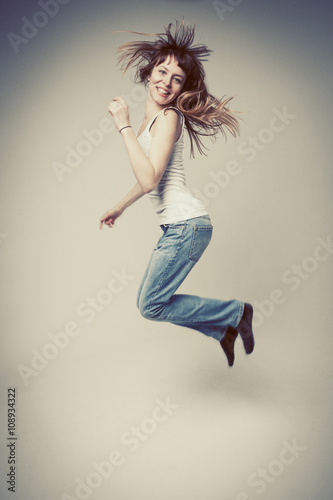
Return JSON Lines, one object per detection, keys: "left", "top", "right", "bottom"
{"left": 107, "top": 96, "right": 131, "bottom": 132}
{"left": 99, "top": 206, "right": 123, "bottom": 230}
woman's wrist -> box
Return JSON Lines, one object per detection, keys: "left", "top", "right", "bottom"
{"left": 119, "top": 125, "right": 132, "bottom": 134}
{"left": 114, "top": 203, "right": 125, "bottom": 213}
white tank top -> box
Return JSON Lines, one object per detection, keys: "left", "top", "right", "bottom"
{"left": 137, "top": 106, "right": 208, "bottom": 225}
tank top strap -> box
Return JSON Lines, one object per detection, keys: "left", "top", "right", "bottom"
{"left": 166, "top": 106, "right": 185, "bottom": 128}
{"left": 147, "top": 109, "right": 165, "bottom": 130}
{"left": 149, "top": 106, "right": 184, "bottom": 130}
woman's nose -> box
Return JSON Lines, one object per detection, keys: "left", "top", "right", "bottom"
{"left": 163, "top": 76, "right": 172, "bottom": 87}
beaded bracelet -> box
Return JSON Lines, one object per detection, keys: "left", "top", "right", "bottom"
{"left": 119, "top": 125, "right": 132, "bottom": 134}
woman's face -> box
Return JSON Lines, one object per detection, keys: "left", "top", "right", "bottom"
{"left": 148, "top": 55, "right": 186, "bottom": 107}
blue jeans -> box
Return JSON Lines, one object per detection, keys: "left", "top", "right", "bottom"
{"left": 137, "top": 215, "right": 244, "bottom": 341}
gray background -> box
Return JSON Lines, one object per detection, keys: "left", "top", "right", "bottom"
{"left": 1, "top": 0, "right": 332, "bottom": 499}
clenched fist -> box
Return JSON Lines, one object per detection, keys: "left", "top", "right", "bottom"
{"left": 108, "top": 96, "right": 131, "bottom": 132}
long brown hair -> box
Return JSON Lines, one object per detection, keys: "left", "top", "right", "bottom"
{"left": 116, "top": 19, "right": 240, "bottom": 157}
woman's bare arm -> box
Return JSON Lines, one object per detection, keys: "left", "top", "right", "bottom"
{"left": 99, "top": 182, "right": 144, "bottom": 229}
{"left": 108, "top": 96, "right": 181, "bottom": 193}
{"left": 100, "top": 96, "right": 181, "bottom": 229}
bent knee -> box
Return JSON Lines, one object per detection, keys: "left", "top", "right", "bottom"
{"left": 138, "top": 301, "right": 163, "bottom": 321}
{"left": 139, "top": 304, "right": 154, "bottom": 320}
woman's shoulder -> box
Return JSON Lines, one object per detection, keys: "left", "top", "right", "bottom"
{"left": 154, "top": 106, "right": 184, "bottom": 130}
{"left": 163, "top": 106, "right": 184, "bottom": 121}
{"left": 150, "top": 108, "right": 183, "bottom": 142}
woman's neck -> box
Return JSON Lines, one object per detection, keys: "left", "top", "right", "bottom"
{"left": 143, "top": 92, "right": 165, "bottom": 121}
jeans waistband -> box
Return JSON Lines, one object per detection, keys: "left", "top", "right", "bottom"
{"left": 161, "top": 214, "right": 211, "bottom": 229}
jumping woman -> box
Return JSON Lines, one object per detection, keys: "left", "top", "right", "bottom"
{"left": 99, "top": 20, "right": 254, "bottom": 366}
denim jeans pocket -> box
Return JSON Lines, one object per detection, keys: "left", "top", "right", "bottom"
{"left": 189, "top": 225, "right": 213, "bottom": 262}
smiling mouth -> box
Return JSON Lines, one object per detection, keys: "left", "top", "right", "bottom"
{"left": 157, "top": 87, "right": 170, "bottom": 96}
